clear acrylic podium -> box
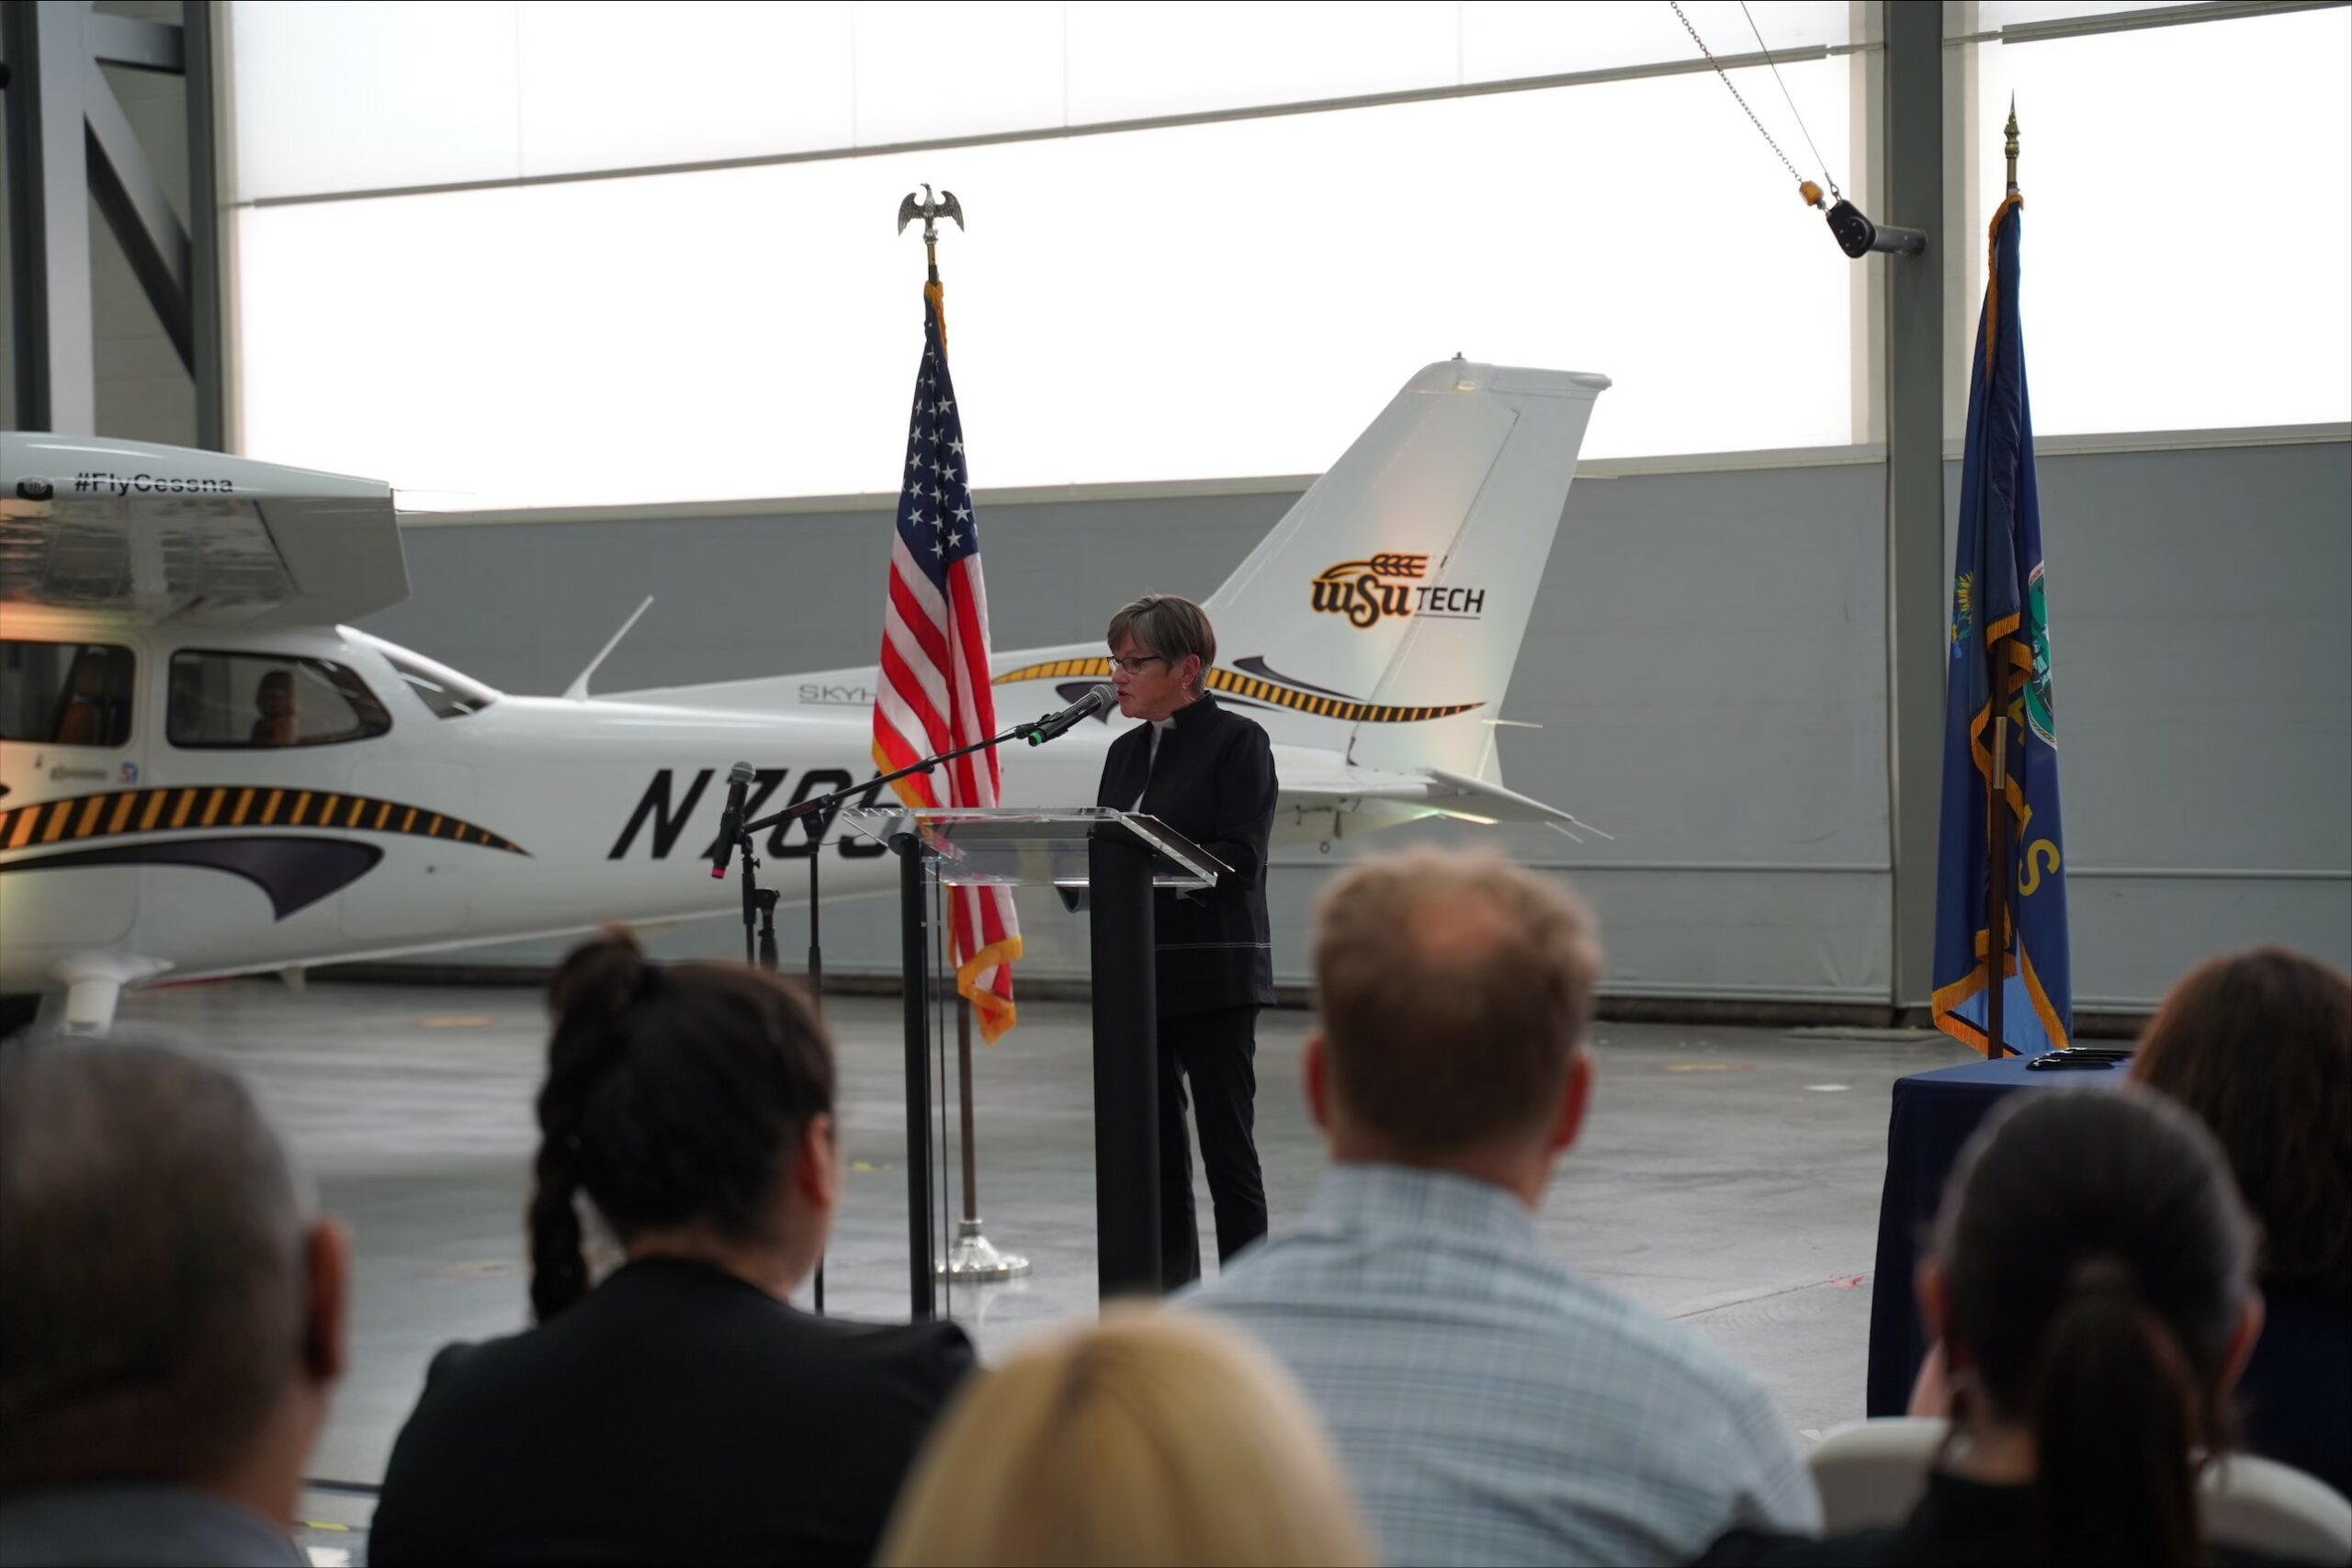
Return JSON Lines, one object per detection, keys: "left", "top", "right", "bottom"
{"left": 838, "top": 807, "right": 1226, "bottom": 1318}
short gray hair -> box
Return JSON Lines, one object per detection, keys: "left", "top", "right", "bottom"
{"left": 0, "top": 1039, "right": 307, "bottom": 1489}
{"left": 1106, "top": 593, "right": 1216, "bottom": 696}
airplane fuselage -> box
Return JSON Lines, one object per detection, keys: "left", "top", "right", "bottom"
{"left": 0, "top": 609, "right": 1133, "bottom": 992}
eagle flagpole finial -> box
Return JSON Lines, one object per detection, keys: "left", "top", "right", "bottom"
{"left": 896, "top": 184, "right": 966, "bottom": 282}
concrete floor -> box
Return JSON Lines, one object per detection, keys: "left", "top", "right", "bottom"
{"left": 109, "top": 977, "right": 1977, "bottom": 1551}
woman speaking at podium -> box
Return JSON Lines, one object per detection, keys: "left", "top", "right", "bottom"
{"left": 1094, "top": 593, "right": 1279, "bottom": 1288}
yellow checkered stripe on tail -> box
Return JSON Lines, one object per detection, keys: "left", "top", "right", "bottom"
{"left": 0, "top": 786, "right": 528, "bottom": 855}
{"left": 992, "top": 659, "right": 1481, "bottom": 725}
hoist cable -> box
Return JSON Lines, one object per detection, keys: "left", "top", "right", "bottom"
{"left": 1740, "top": 0, "right": 1841, "bottom": 197}
{"left": 1668, "top": 0, "right": 1841, "bottom": 201}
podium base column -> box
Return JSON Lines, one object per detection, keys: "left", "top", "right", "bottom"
{"left": 1089, "top": 830, "right": 1161, "bottom": 1300}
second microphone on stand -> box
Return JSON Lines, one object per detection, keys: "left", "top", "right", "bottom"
{"left": 709, "top": 760, "right": 755, "bottom": 877}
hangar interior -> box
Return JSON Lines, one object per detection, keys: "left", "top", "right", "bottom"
{"left": 4, "top": 0, "right": 2349, "bottom": 1553}
{"left": 7, "top": 1, "right": 2345, "bottom": 1013}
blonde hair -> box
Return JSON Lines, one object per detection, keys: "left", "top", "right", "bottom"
{"left": 879, "top": 1311, "right": 1374, "bottom": 1568}
{"left": 1315, "top": 847, "right": 1602, "bottom": 1156}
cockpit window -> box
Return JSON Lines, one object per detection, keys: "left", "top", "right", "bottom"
{"left": 167, "top": 650, "right": 391, "bottom": 749}
{"left": 347, "top": 631, "right": 500, "bottom": 719}
{"left": 0, "top": 641, "right": 136, "bottom": 747}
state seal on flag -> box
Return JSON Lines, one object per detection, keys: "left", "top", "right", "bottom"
{"left": 2025, "top": 562, "right": 2055, "bottom": 745}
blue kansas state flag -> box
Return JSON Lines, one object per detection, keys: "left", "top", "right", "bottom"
{"left": 1932, "top": 195, "right": 2072, "bottom": 1055}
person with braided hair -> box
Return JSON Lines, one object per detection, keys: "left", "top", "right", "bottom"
{"left": 370, "top": 930, "right": 973, "bottom": 1566}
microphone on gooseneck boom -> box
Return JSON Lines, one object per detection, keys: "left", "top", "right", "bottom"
{"left": 1024, "top": 684, "right": 1114, "bottom": 746}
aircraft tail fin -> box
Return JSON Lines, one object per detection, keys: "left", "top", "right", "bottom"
{"left": 1196, "top": 359, "right": 1607, "bottom": 779}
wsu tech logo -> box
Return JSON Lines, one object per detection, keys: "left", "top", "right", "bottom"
{"left": 1309, "top": 553, "right": 1486, "bottom": 631}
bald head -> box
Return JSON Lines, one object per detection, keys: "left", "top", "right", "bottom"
{"left": 0, "top": 1041, "right": 314, "bottom": 1493}
{"left": 1312, "top": 849, "right": 1603, "bottom": 1159}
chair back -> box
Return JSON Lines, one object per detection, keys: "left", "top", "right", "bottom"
{"left": 1810, "top": 1418, "right": 2352, "bottom": 1561}
{"left": 1808, "top": 1418, "right": 1944, "bottom": 1531}
{"left": 2202, "top": 1453, "right": 2352, "bottom": 1563}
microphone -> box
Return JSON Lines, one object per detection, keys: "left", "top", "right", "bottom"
{"left": 1024, "top": 683, "right": 1114, "bottom": 746}
{"left": 709, "top": 761, "right": 754, "bottom": 878}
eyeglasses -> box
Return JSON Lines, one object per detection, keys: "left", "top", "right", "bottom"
{"left": 1109, "top": 654, "right": 1169, "bottom": 675}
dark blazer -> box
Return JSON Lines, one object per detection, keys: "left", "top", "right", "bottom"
{"left": 1093, "top": 691, "right": 1279, "bottom": 1019}
{"left": 2235, "top": 1283, "right": 2352, "bottom": 1497}
{"left": 368, "top": 1258, "right": 974, "bottom": 1567}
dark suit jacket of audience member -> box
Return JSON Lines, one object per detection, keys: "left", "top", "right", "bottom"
{"left": 369, "top": 1258, "right": 974, "bottom": 1566}
{"left": 1093, "top": 691, "right": 1278, "bottom": 1020}
{"left": 2235, "top": 1283, "right": 2352, "bottom": 1497}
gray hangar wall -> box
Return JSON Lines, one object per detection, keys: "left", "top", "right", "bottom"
{"left": 358, "top": 437, "right": 2352, "bottom": 1014}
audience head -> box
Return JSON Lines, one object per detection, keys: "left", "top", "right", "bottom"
{"left": 530, "top": 929, "right": 838, "bottom": 1321}
{"left": 0, "top": 1039, "right": 346, "bottom": 1520}
{"left": 1925, "top": 1088, "right": 2260, "bottom": 1567}
{"left": 880, "top": 1310, "right": 1373, "bottom": 1567}
{"left": 2131, "top": 946, "right": 2352, "bottom": 1303}
{"left": 1307, "top": 848, "right": 1602, "bottom": 1196}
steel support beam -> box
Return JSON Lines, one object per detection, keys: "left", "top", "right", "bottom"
{"left": 1884, "top": 1, "right": 1946, "bottom": 1010}
{"left": 85, "top": 53, "right": 193, "bottom": 367}
{"left": 183, "top": 0, "right": 224, "bottom": 450}
{"left": 5, "top": 0, "right": 97, "bottom": 434}
{"left": 84, "top": 11, "right": 185, "bottom": 73}
{"left": 2, "top": 0, "right": 221, "bottom": 444}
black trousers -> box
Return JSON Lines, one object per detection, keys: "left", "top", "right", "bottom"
{"left": 1158, "top": 1004, "right": 1268, "bottom": 1290}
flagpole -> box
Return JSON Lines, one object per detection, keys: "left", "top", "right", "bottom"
{"left": 1982, "top": 104, "right": 2022, "bottom": 1059}
{"left": 1935, "top": 101, "right": 2069, "bottom": 1059}
{"left": 1987, "top": 711, "right": 2011, "bottom": 1056}
{"left": 894, "top": 184, "right": 1029, "bottom": 1285}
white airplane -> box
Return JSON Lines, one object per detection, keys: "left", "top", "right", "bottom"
{"left": 1, "top": 359, "right": 1607, "bottom": 1033}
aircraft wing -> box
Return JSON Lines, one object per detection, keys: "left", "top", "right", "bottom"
{"left": 0, "top": 434, "right": 407, "bottom": 627}
{"left": 1277, "top": 761, "right": 1606, "bottom": 835}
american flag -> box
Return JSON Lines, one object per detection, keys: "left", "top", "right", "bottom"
{"left": 871, "top": 282, "right": 1021, "bottom": 1042}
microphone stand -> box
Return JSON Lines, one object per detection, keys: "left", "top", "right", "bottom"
{"left": 711, "top": 694, "right": 1097, "bottom": 1319}
{"left": 720, "top": 821, "right": 801, "bottom": 1300}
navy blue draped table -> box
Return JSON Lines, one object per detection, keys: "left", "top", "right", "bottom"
{"left": 1864, "top": 1055, "right": 2130, "bottom": 1416}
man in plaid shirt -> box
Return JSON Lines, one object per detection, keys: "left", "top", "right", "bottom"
{"left": 1188, "top": 848, "right": 1820, "bottom": 1566}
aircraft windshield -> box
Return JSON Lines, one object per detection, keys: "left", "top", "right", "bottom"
{"left": 351, "top": 632, "right": 500, "bottom": 719}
